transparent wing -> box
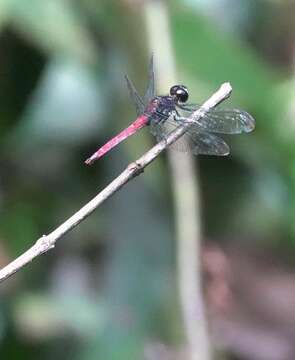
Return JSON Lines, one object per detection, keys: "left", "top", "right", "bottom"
{"left": 125, "top": 75, "right": 145, "bottom": 116}
{"left": 177, "top": 103, "right": 255, "bottom": 134}
{"left": 150, "top": 117, "right": 230, "bottom": 156}
{"left": 143, "top": 55, "right": 155, "bottom": 105}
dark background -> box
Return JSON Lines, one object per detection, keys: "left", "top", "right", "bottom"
{"left": 1, "top": 1, "right": 295, "bottom": 359}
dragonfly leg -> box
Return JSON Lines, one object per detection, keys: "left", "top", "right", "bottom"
{"left": 174, "top": 111, "right": 203, "bottom": 126}
{"left": 159, "top": 117, "right": 167, "bottom": 126}
{"left": 174, "top": 111, "right": 189, "bottom": 124}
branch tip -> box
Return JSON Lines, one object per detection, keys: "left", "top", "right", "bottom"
{"left": 220, "top": 82, "right": 232, "bottom": 96}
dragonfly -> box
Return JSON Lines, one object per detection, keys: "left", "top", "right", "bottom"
{"left": 85, "top": 58, "right": 255, "bottom": 165}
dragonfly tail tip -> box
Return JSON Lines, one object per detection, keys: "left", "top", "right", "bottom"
{"left": 85, "top": 157, "right": 95, "bottom": 165}
{"left": 85, "top": 151, "right": 102, "bottom": 165}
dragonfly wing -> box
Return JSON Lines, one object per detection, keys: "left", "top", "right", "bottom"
{"left": 177, "top": 104, "right": 255, "bottom": 134}
{"left": 151, "top": 119, "right": 192, "bottom": 152}
{"left": 125, "top": 75, "right": 145, "bottom": 116}
{"left": 143, "top": 55, "right": 155, "bottom": 105}
{"left": 150, "top": 118, "right": 230, "bottom": 155}
{"left": 189, "top": 131, "right": 230, "bottom": 156}
{"left": 150, "top": 116, "right": 178, "bottom": 141}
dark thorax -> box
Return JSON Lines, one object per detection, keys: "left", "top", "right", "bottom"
{"left": 144, "top": 96, "right": 177, "bottom": 125}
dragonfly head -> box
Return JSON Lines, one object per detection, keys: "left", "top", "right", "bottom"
{"left": 170, "top": 85, "right": 189, "bottom": 104}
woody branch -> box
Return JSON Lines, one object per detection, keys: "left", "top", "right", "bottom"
{"left": 0, "top": 82, "right": 232, "bottom": 283}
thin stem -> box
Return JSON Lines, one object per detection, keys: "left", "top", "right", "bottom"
{"left": 0, "top": 83, "right": 231, "bottom": 286}
{"left": 143, "top": 1, "right": 213, "bottom": 359}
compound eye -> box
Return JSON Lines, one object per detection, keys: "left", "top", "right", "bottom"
{"left": 170, "top": 85, "right": 189, "bottom": 103}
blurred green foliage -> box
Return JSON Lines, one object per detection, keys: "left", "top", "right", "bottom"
{"left": 0, "top": 0, "right": 295, "bottom": 359}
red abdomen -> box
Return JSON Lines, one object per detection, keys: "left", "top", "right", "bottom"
{"left": 85, "top": 115, "right": 149, "bottom": 165}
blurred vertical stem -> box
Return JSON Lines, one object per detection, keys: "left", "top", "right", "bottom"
{"left": 143, "top": 1, "right": 211, "bottom": 359}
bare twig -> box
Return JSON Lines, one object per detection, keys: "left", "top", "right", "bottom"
{"left": 0, "top": 82, "right": 231, "bottom": 284}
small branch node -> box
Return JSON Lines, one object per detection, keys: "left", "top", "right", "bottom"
{"left": 36, "top": 235, "right": 55, "bottom": 252}
{"left": 128, "top": 161, "right": 144, "bottom": 177}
